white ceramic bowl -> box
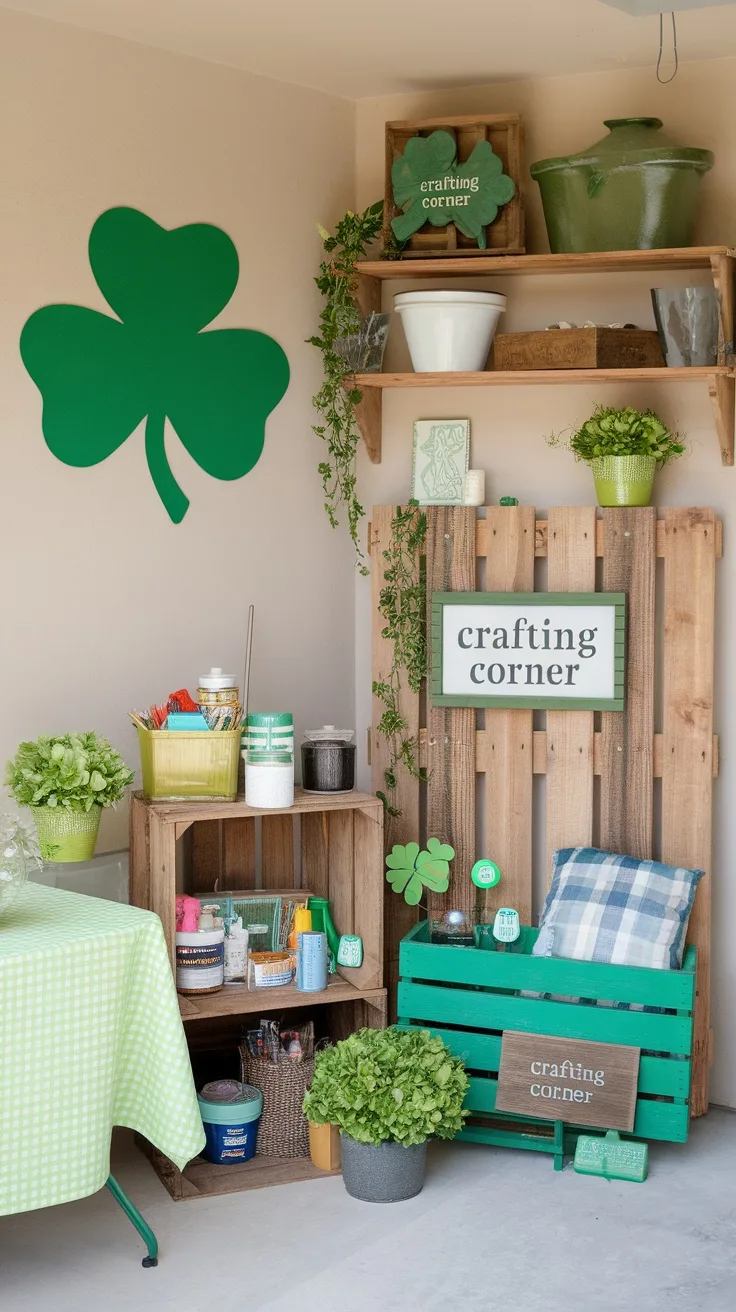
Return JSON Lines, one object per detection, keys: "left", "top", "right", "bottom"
{"left": 394, "top": 290, "right": 507, "bottom": 372}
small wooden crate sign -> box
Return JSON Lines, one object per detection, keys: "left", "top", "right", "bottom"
{"left": 495, "top": 1032, "right": 640, "bottom": 1133}
{"left": 384, "top": 114, "right": 525, "bottom": 258}
{"left": 493, "top": 327, "right": 665, "bottom": 372}
{"left": 397, "top": 922, "right": 695, "bottom": 1161}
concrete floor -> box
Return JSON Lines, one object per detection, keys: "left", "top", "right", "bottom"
{"left": 2, "top": 1110, "right": 735, "bottom": 1311}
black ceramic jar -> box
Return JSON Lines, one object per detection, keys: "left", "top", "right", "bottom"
{"left": 301, "top": 726, "right": 356, "bottom": 794}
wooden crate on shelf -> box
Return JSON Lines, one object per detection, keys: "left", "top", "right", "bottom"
{"left": 384, "top": 114, "right": 525, "bottom": 258}
{"left": 129, "top": 789, "right": 387, "bottom": 1197}
{"left": 493, "top": 326, "right": 665, "bottom": 371}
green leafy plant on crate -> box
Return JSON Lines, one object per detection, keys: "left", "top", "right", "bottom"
{"left": 385, "top": 838, "right": 454, "bottom": 905}
{"left": 548, "top": 404, "right": 685, "bottom": 464}
{"left": 308, "top": 200, "right": 384, "bottom": 574}
{"left": 372, "top": 501, "right": 428, "bottom": 818}
{"left": 303, "top": 1026, "right": 468, "bottom": 1147}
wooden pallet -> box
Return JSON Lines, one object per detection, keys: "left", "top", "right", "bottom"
{"left": 371, "top": 505, "right": 719, "bottom": 1117}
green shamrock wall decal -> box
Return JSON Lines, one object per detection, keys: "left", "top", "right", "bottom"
{"left": 20, "top": 207, "right": 290, "bottom": 522}
{"left": 385, "top": 837, "right": 455, "bottom": 906}
{"left": 391, "top": 130, "right": 515, "bottom": 248}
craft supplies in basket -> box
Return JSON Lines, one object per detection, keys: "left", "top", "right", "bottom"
{"left": 137, "top": 726, "right": 241, "bottom": 800}
{"left": 239, "top": 1021, "right": 314, "bottom": 1158}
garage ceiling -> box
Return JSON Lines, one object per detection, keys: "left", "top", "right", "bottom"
{"left": 5, "top": 0, "right": 736, "bottom": 98}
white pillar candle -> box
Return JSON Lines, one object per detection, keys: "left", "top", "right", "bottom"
{"left": 464, "top": 470, "right": 486, "bottom": 506}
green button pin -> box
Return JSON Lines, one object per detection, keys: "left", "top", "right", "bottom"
{"left": 471, "top": 859, "right": 501, "bottom": 890}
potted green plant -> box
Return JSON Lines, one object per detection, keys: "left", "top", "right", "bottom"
{"left": 303, "top": 1026, "right": 468, "bottom": 1203}
{"left": 5, "top": 732, "right": 134, "bottom": 862}
{"left": 549, "top": 404, "right": 685, "bottom": 507}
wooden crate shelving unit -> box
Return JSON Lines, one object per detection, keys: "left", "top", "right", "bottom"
{"left": 353, "top": 245, "right": 735, "bottom": 465}
{"left": 130, "top": 789, "right": 386, "bottom": 1198}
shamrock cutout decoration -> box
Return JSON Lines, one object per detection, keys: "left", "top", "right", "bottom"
{"left": 391, "top": 130, "right": 515, "bottom": 249}
{"left": 20, "top": 207, "right": 290, "bottom": 522}
{"left": 385, "top": 837, "right": 455, "bottom": 906}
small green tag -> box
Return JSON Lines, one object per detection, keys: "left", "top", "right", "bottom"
{"left": 471, "top": 859, "right": 501, "bottom": 890}
{"left": 337, "top": 934, "right": 363, "bottom": 968}
{"left": 574, "top": 1131, "right": 648, "bottom": 1183}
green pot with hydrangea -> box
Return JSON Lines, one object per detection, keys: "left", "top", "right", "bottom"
{"left": 549, "top": 405, "right": 685, "bottom": 506}
{"left": 5, "top": 733, "right": 134, "bottom": 862}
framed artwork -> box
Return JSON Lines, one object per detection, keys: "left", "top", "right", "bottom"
{"left": 411, "top": 419, "right": 470, "bottom": 505}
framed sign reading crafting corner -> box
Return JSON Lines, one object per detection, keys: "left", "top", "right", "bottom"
{"left": 431, "top": 592, "right": 626, "bottom": 711}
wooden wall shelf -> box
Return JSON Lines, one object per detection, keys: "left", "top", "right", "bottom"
{"left": 352, "top": 247, "right": 736, "bottom": 467}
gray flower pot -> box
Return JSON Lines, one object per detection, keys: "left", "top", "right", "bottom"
{"left": 339, "top": 1134, "right": 427, "bottom": 1203}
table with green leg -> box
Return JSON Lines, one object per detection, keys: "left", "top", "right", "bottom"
{"left": 0, "top": 883, "right": 205, "bottom": 1264}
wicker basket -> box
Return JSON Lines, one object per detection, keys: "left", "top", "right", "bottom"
{"left": 239, "top": 1049, "right": 314, "bottom": 1158}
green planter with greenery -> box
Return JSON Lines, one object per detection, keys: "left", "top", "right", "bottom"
{"left": 303, "top": 1026, "right": 468, "bottom": 1202}
{"left": 549, "top": 405, "right": 685, "bottom": 507}
{"left": 5, "top": 732, "right": 134, "bottom": 862}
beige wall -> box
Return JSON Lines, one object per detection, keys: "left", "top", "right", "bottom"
{"left": 354, "top": 59, "right": 736, "bottom": 1107}
{"left": 0, "top": 9, "right": 356, "bottom": 850}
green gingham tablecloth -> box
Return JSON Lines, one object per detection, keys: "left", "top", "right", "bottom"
{"left": 0, "top": 883, "right": 205, "bottom": 1216}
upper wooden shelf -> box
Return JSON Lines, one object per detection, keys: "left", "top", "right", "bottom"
{"left": 133, "top": 788, "right": 381, "bottom": 827}
{"left": 352, "top": 248, "right": 736, "bottom": 467}
{"left": 356, "top": 246, "right": 736, "bottom": 280}
{"left": 354, "top": 366, "right": 732, "bottom": 388}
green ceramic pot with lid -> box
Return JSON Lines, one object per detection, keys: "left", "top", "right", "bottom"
{"left": 530, "top": 118, "right": 714, "bottom": 253}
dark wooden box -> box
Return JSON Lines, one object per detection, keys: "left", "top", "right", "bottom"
{"left": 493, "top": 327, "right": 665, "bottom": 371}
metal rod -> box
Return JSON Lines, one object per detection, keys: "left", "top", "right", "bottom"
{"left": 243, "top": 604, "right": 254, "bottom": 721}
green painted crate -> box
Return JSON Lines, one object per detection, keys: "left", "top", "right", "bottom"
{"left": 398, "top": 921, "right": 695, "bottom": 1165}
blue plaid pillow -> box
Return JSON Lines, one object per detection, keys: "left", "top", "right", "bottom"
{"left": 534, "top": 847, "right": 703, "bottom": 970}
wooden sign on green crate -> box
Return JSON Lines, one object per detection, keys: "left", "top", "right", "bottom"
{"left": 495, "top": 1031, "right": 640, "bottom": 1133}
{"left": 431, "top": 591, "right": 626, "bottom": 710}
{"left": 391, "top": 130, "right": 516, "bottom": 248}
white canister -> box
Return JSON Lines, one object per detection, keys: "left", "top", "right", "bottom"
{"left": 245, "top": 752, "right": 295, "bottom": 809}
{"left": 394, "top": 290, "right": 507, "bottom": 372}
{"left": 176, "top": 929, "right": 225, "bottom": 994}
{"left": 464, "top": 470, "right": 486, "bottom": 506}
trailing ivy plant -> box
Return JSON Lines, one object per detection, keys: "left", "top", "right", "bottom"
{"left": 308, "top": 201, "right": 384, "bottom": 573}
{"left": 372, "top": 501, "right": 428, "bottom": 818}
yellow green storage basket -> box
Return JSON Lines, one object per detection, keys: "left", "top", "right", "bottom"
{"left": 137, "top": 727, "right": 240, "bottom": 800}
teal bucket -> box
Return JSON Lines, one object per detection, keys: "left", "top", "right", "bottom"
{"left": 198, "top": 1081, "right": 263, "bottom": 1165}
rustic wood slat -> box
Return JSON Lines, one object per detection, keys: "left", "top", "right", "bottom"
{"left": 446, "top": 729, "right": 719, "bottom": 778}
{"left": 475, "top": 519, "right": 723, "bottom": 560}
{"left": 190, "top": 820, "right": 221, "bottom": 893}
{"left": 329, "top": 810, "right": 354, "bottom": 938}
{"left": 425, "top": 505, "right": 477, "bottom": 918}
{"left": 482, "top": 506, "right": 535, "bottom": 923}
{"left": 222, "top": 818, "right": 256, "bottom": 890}
{"left": 600, "top": 508, "right": 656, "bottom": 859}
{"left": 300, "top": 812, "right": 329, "bottom": 899}
{"left": 370, "top": 507, "right": 421, "bottom": 1016}
{"left": 128, "top": 795, "right": 150, "bottom": 910}
{"left": 261, "top": 815, "right": 294, "bottom": 889}
{"left": 545, "top": 507, "right": 597, "bottom": 881}
{"left": 354, "top": 366, "right": 728, "bottom": 388}
{"left": 149, "top": 815, "right": 178, "bottom": 967}
{"left": 348, "top": 806, "right": 385, "bottom": 992}
{"left": 662, "top": 508, "right": 716, "bottom": 1119}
